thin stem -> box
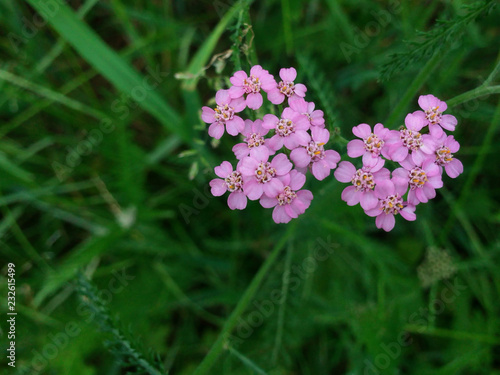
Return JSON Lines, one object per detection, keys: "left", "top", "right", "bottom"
{"left": 386, "top": 51, "right": 443, "bottom": 128}
{"left": 227, "top": 345, "right": 268, "bottom": 375}
{"left": 271, "top": 239, "right": 293, "bottom": 364}
{"left": 281, "top": 0, "right": 294, "bottom": 55}
{"left": 0, "top": 69, "right": 106, "bottom": 120}
{"left": 193, "top": 222, "right": 297, "bottom": 375}
{"left": 446, "top": 85, "right": 500, "bottom": 107}
{"left": 483, "top": 57, "right": 500, "bottom": 87}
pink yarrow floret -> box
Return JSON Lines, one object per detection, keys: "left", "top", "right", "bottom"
{"left": 433, "top": 134, "right": 463, "bottom": 178}
{"left": 239, "top": 147, "right": 293, "bottom": 200}
{"left": 289, "top": 97, "right": 325, "bottom": 128}
{"left": 347, "top": 123, "right": 390, "bottom": 164}
{"left": 413, "top": 94, "right": 457, "bottom": 138}
{"left": 209, "top": 161, "right": 247, "bottom": 210}
{"left": 228, "top": 65, "right": 277, "bottom": 110}
{"left": 267, "top": 67, "right": 307, "bottom": 105}
{"left": 202, "top": 90, "right": 245, "bottom": 139}
{"left": 260, "top": 170, "right": 313, "bottom": 224}
{"left": 290, "top": 127, "right": 340, "bottom": 180}
{"left": 232, "top": 119, "right": 271, "bottom": 160}
{"left": 393, "top": 157, "right": 443, "bottom": 206}
{"left": 334, "top": 157, "right": 389, "bottom": 210}
{"left": 385, "top": 112, "right": 436, "bottom": 165}
{"left": 364, "top": 179, "right": 416, "bottom": 232}
{"left": 262, "top": 107, "right": 310, "bottom": 151}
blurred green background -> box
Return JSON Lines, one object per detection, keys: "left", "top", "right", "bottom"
{"left": 0, "top": 0, "right": 499, "bottom": 374}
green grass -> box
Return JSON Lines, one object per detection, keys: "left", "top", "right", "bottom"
{"left": 0, "top": 0, "right": 500, "bottom": 374}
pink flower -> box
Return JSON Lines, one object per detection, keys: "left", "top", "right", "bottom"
{"left": 228, "top": 65, "right": 277, "bottom": 110}
{"left": 290, "top": 127, "right": 340, "bottom": 180}
{"left": 289, "top": 97, "right": 325, "bottom": 128}
{"left": 239, "top": 147, "right": 293, "bottom": 200}
{"left": 434, "top": 134, "right": 463, "bottom": 178}
{"left": 232, "top": 119, "right": 271, "bottom": 160}
{"left": 262, "top": 107, "right": 310, "bottom": 151}
{"left": 260, "top": 170, "right": 313, "bottom": 223}
{"left": 209, "top": 161, "right": 247, "bottom": 210}
{"left": 334, "top": 158, "right": 389, "bottom": 210}
{"left": 347, "top": 123, "right": 390, "bottom": 164}
{"left": 385, "top": 112, "right": 436, "bottom": 164}
{"left": 201, "top": 90, "right": 245, "bottom": 139}
{"left": 393, "top": 158, "right": 443, "bottom": 205}
{"left": 267, "top": 67, "right": 307, "bottom": 105}
{"left": 413, "top": 94, "right": 457, "bottom": 138}
{"left": 364, "top": 179, "right": 416, "bottom": 232}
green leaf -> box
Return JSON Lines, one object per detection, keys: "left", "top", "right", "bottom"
{"left": 25, "top": 0, "right": 187, "bottom": 141}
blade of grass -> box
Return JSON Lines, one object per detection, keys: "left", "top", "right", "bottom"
{"left": 0, "top": 69, "right": 106, "bottom": 120}
{"left": 25, "top": 0, "right": 185, "bottom": 140}
{"left": 271, "top": 239, "right": 293, "bottom": 365}
{"left": 227, "top": 345, "right": 268, "bottom": 375}
{"left": 193, "top": 222, "right": 297, "bottom": 375}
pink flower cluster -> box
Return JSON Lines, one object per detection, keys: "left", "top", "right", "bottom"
{"left": 334, "top": 95, "right": 463, "bottom": 232}
{"left": 202, "top": 66, "right": 340, "bottom": 223}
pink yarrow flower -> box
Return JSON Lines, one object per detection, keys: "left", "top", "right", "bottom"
{"left": 290, "top": 127, "right": 340, "bottom": 180}
{"left": 262, "top": 107, "right": 310, "bottom": 151}
{"left": 260, "top": 170, "right": 313, "bottom": 223}
{"left": 385, "top": 112, "right": 436, "bottom": 164}
{"left": 209, "top": 161, "right": 247, "bottom": 210}
{"left": 347, "top": 123, "right": 390, "bottom": 164}
{"left": 232, "top": 119, "right": 271, "bottom": 160}
{"left": 228, "top": 65, "right": 277, "bottom": 110}
{"left": 413, "top": 94, "right": 457, "bottom": 138}
{"left": 434, "top": 134, "right": 463, "bottom": 178}
{"left": 202, "top": 90, "right": 245, "bottom": 139}
{"left": 267, "top": 67, "right": 307, "bottom": 105}
{"left": 289, "top": 97, "right": 325, "bottom": 128}
{"left": 334, "top": 158, "right": 389, "bottom": 210}
{"left": 364, "top": 179, "right": 416, "bottom": 232}
{"left": 393, "top": 158, "right": 443, "bottom": 206}
{"left": 239, "top": 147, "right": 293, "bottom": 200}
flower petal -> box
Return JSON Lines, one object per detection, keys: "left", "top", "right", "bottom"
{"left": 352, "top": 123, "right": 372, "bottom": 139}
{"left": 347, "top": 139, "right": 366, "bottom": 158}
{"left": 208, "top": 122, "right": 225, "bottom": 139}
{"left": 280, "top": 67, "right": 297, "bottom": 82}
{"left": 228, "top": 192, "right": 247, "bottom": 210}
{"left": 246, "top": 93, "right": 263, "bottom": 110}
{"left": 376, "top": 213, "right": 396, "bottom": 232}
{"left": 334, "top": 161, "right": 356, "bottom": 183}
{"left": 360, "top": 191, "right": 379, "bottom": 210}
{"left": 290, "top": 147, "right": 311, "bottom": 168}
{"left": 272, "top": 205, "right": 291, "bottom": 223}
{"left": 210, "top": 179, "right": 227, "bottom": 196}
{"left": 271, "top": 153, "right": 293, "bottom": 175}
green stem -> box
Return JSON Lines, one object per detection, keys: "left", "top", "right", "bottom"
{"left": 446, "top": 85, "right": 500, "bottom": 107}
{"left": 193, "top": 222, "right": 297, "bottom": 375}
{"left": 386, "top": 51, "right": 443, "bottom": 128}
{"left": 483, "top": 57, "right": 500, "bottom": 87}
{"left": 440, "top": 100, "right": 500, "bottom": 249}
{"left": 281, "top": 0, "right": 293, "bottom": 55}
{"left": 0, "top": 69, "right": 106, "bottom": 120}
{"left": 271, "top": 239, "right": 293, "bottom": 364}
